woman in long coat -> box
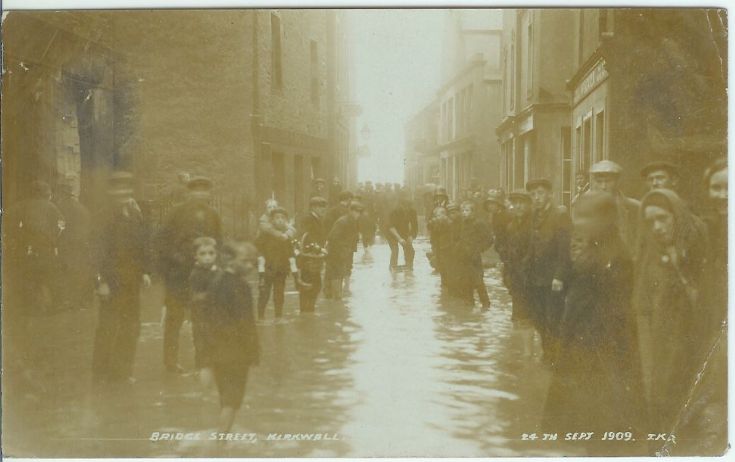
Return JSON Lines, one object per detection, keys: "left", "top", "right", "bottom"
{"left": 543, "top": 192, "right": 646, "bottom": 454}
{"left": 633, "top": 188, "right": 708, "bottom": 443}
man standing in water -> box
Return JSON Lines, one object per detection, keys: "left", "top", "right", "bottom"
{"left": 525, "top": 178, "right": 571, "bottom": 366}
{"left": 158, "top": 176, "right": 222, "bottom": 373}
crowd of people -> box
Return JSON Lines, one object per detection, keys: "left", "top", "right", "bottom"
{"left": 3, "top": 156, "right": 727, "bottom": 454}
{"left": 424, "top": 158, "right": 727, "bottom": 455}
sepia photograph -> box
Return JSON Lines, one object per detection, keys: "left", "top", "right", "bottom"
{"left": 0, "top": 5, "right": 729, "bottom": 458}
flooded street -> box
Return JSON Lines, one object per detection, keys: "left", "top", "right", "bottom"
{"left": 4, "top": 238, "right": 581, "bottom": 458}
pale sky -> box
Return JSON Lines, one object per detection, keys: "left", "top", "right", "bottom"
{"left": 347, "top": 9, "right": 446, "bottom": 184}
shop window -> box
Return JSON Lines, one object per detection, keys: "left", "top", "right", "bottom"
{"left": 595, "top": 110, "right": 605, "bottom": 160}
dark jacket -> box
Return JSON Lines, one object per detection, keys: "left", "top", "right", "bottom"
{"left": 299, "top": 211, "right": 327, "bottom": 248}
{"left": 255, "top": 230, "right": 295, "bottom": 274}
{"left": 327, "top": 214, "right": 359, "bottom": 258}
{"left": 199, "top": 270, "right": 259, "bottom": 367}
{"left": 158, "top": 200, "right": 222, "bottom": 288}
{"left": 544, "top": 231, "right": 646, "bottom": 440}
{"left": 5, "top": 198, "right": 64, "bottom": 259}
{"left": 388, "top": 205, "right": 419, "bottom": 240}
{"left": 455, "top": 217, "right": 492, "bottom": 270}
{"left": 505, "top": 213, "right": 532, "bottom": 291}
{"left": 323, "top": 204, "right": 348, "bottom": 236}
{"left": 94, "top": 202, "right": 150, "bottom": 294}
{"left": 526, "top": 203, "right": 572, "bottom": 288}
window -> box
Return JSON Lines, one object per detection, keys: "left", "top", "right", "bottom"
{"left": 513, "top": 143, "right": 525, "bottom": 190}
{"left": 561, "top": 127, "right": 572, "bottom": 208}
{"left": 583, "top": 116, "right": 592, "bottom": 173}
{"left": 310, "top": 40, "right": 319, "bottom": 107}
{"left": 595, "top": 110, "right": 605, "bottom": 160}
{"left": 526, "top": 18, "right": 534, "bottom": 97}
{"left": 509, "top": 31, "right": 516, "bottom": 110}
{"left": 271, "top": 13, "right": 283, "bottom": 91}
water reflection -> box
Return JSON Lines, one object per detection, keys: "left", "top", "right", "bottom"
{"left": 4, "top": 238, "right": 582, "bottom": 457}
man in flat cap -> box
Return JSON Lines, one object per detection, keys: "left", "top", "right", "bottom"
{"left": 589, "top": 160, "right": 640, "bottom": 249}
{"left": 297, "top": 196, "right": 329, "bottom": 312}
{"left": 525, "top": 178, "right": 572, "bottom": 365}
{"left": 504, "top": 190, "right": 535, "bottom": 331}
{"left": 157, "top": 175, "right": 222, "bottom": 373}
{"left": 91, "top": 171, "right": 152, "bottom": 383}
{"left": 310, "top": 177, "right": 327, "bottom": 199}
{"left": 640, "top": 160, "right": 680, "bottom": 192}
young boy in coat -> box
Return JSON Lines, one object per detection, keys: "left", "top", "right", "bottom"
{"left": 199, "top": 241, "right": 260, "bottom": 436}
{"left": 456, "top": 201, "right": 493, "bottom": 309}
{"left": 255, "top": 207, "right": 298, "bottom": 320}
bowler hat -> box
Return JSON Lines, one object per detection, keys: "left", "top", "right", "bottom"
{"left": 314, "top": 178, "right": 326, "bottom": 185}
{"left": 640, "top": 161, "right": 680, "bottom": 179}
{"left": 589, "top": 160, "right": 623, "bottom": 176}
{"left": 526, "top": 178, "right": 552, "bottom": 191}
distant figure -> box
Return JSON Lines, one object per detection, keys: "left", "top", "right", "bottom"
{"left": 455, "top": 201, "right": 493, "bottom": 309}
{"left": 255, "top": 207, "right": 298, "bottom": 320}
{"left": 297, "top": 196, "right": 329, "bottom": 313}
{"left": 325, "top": 201, "right": 362, "bottom": 300}
{"left": 386, "top": 193, "right": 418, "bottom": 271}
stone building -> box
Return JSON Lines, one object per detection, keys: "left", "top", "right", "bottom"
{"left": 2, "top": 10, "right": 356, "bottom": 237}
{"left": 436, "top": 10, "right": 504, "bottom": 200}
{"left": 497, "top": 8, "right": 727, "bottom": 207}
{"left": 567, "top": 8, "right": 727, "bottom": 202}
{"left": 496, "top": 9, "right": 578, "bottom": 204}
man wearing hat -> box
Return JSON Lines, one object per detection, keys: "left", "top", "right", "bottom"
{"left": 525, "top": 178, "right": 572, "bottom": 365}
{"left": 4, "top": 179, "right": 66, "bottom": 316}
{"left": 311, "top": 178, "right": 327, "bottom": 199}
{"left": 323, "top": 190, "right": 354, "bottom": 235}
{"left": 325, "top": 201, "right": 363, "bottom": 300}
{"left": 297, "top": 196, "right": 329, "bottom": 312}
{"left": 640, "top": 160, "right": 680, "bottom": 192}
{"left": 504, "top": 190, "right": 534, "bottom": 328}
{"left": 589, "top": 160, "right": 640, "bottom": 249}
{"left": 157, "top": 175, "right": 222, "bottom": 373}
{"left": 91, "top": 171, "right": 152, "bottom": 383}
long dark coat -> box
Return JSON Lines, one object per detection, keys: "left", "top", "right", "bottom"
{"left": 543, "top": 231, "right": 646, "bottom": 441}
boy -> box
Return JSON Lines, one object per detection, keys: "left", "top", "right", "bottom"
{"left": 427, "top": 206, "right": 452, "bottom": 288}
{"left": 297, "top": 196, "right": 328, "bottom": 313}
{"left": 189, "top": 236, "right": 219, "bottom": 378}
{"left": 199, "top": 241, "right": 260, "bottom": 436}
{"left": 325, "top": 201, "right": 363, "bottom": 300}
{"left": 456, "top": 201, "right": 493, "bottom": 309}
{"left": 255, "top": 207, "right": 298, "bottom": 320}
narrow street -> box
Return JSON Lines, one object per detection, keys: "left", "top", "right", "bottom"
{"left": 4, "top": 237, "right": 580, "bottom": 458}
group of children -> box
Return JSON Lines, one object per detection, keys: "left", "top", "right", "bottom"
{"left": 427, "top": 196, "right": 495, "bottom": 309}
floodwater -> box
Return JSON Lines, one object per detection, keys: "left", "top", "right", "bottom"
{"left": 3, "top": 238, "right": 583, "bottom": 457}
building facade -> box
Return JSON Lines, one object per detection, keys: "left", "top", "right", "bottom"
{"left": 436, "top": 10, "right": 504, "bottom": 200}
{"left": 498, "top": 8, "right": 727, "bottom": 207}
{"left": 567, "top": 8, "right": 727, "bottom": 202}
{"left": 2, "top": 10, "right": 356, "bottom": 238}
{"left": 404, "top": 100, "right": 440, "bottom": 198}
{"left": 496, "top": 9, "right": 578, "bottom": 204}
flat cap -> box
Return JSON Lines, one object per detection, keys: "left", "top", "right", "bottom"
{"left": 446, "top": 202, "right": 460, "bottom": 212}
{"left": 508, "top": 190, "right": 532, "bottom": 202}
{"left": 589, "top": 160, "right": 623, "bottom": 175}
{"left": 187, "top": 176, "right": 213, "bottom": 191}
{"left": 314, "top": 177, "right": 326, "bottom": 185}
{"left": 640, "top": 160, "right": 680, "bottom": 178}
{"left": 526, "top": 178, "right": 552, "bottom": 191}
